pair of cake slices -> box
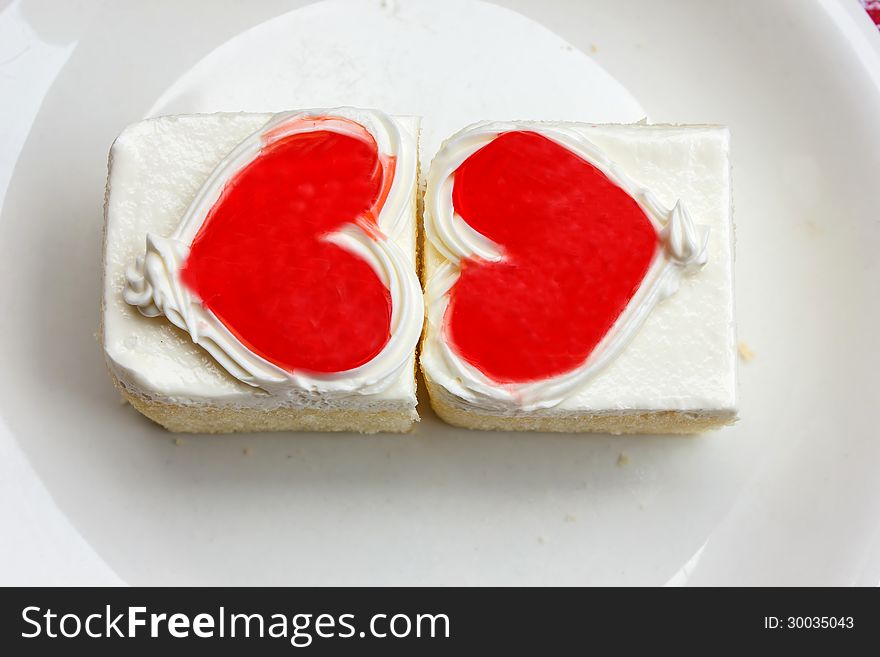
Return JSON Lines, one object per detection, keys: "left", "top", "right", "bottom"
{"left": 102, "top": 108, "right": 737, "bottom": 435}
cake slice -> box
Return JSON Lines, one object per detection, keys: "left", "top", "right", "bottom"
{"left": 420, "top": 121, "right": 737, "bottom": 433}
{"left": 102, "top": 109, "right": 423, "bottom": 433}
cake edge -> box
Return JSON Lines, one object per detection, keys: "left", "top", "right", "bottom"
{"left": 110, "top": 371, "right": 417, "bottom": 434}
{"left": 425, "top": 379, "right": 735, "bottom": 435}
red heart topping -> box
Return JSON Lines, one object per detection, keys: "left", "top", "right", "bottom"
{"left": 180, "top": 124, "right": 394, "bottom": 373}
{"left": 446, "top": 130, "right": 659, "bottom": 383}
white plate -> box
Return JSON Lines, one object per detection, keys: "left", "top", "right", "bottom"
{"left": 1, "top": 0, "right": 879, "bottom": 586}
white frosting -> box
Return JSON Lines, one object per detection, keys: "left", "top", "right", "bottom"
{"left": 421, "top": 122, "right": 736, "bottom": 415}
{"left": 103, "top": 112, "right": 421, "bottom": 411}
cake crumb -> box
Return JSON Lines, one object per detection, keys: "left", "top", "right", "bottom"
{"left": 738, "top": 341, "right": 756, "bottom": 362}
{"left": 617, "top": 452, "right": 630, "bottom": 467}
{"left": 590, "top": 43, "right": 598, "bottom": 54}
{"left": 173, "top": 438, "right": 183, "bottom": 447}
{"left": 564, "top": 514, "right": 577, "bottom": 523}
{"left": 802, "top": 219, "right": 822, "bottom": 236}
{"left": 243, "top": 447, "right": 252, "bottom": 457}
{"left": 119, "top": 395, "right": 129, "bottom": 406}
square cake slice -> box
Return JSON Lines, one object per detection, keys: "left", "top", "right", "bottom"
{"left": 420, "top": 121, "right": 737, "bottom": 434}
{"left": 103, "top": 109, "right": 423, "bottom": 433}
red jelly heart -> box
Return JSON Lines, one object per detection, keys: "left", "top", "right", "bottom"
{"left": 447, "top": 130, "right": 659, "bottom": 383}
{"left": 180, "top": 125, "right": 393, "bottom": 373}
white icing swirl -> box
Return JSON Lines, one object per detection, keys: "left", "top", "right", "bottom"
{"left": 124, "top": 108, "right": 423, "bottom": 398}
{"left": 421, "top": 121, "right": 709, "bottom": 412}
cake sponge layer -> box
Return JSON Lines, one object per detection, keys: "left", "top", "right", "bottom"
{"left": 121, "top": 390, "right": 417, "bottom": 434}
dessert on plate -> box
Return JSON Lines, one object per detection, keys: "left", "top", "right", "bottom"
{"left": 102, "top": 108, "right": 423, "bottom": 433}
{"left": 420, "top": 121, "right": 737, "bottom": 433}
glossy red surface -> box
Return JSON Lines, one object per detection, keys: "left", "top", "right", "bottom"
{"left": 181, "top": 126, "right": 393, "bottom": 373}
{"left": 447, "top": 130, "right": 658, "bottom": 383}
